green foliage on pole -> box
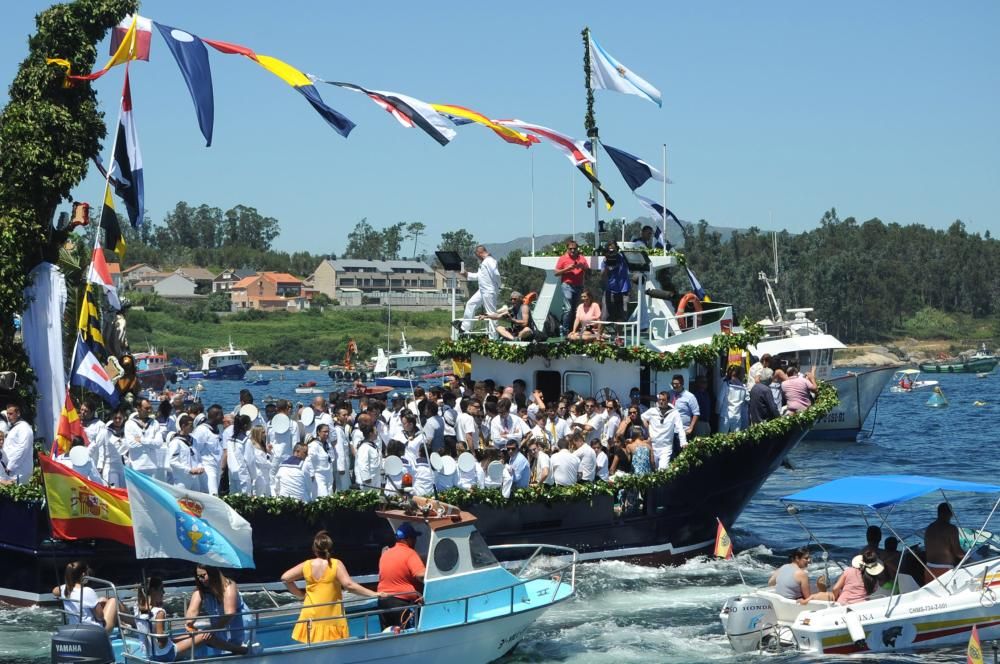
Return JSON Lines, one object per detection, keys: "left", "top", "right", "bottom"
{"left": 0, "top": 0, "right": 137, "bottom": 415}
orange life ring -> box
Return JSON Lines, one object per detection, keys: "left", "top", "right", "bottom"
{"left": 677, "top": 292, "right": 703, "bottom": 330}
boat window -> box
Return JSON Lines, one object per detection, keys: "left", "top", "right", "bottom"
{"left": 563, "top": 371, "right": 592, "bottom": 398}
{"left": 534, "top": 371, "right": 560, "bottom": 402}
{"left": 468, "top": 530, "right": 498, "bottom": 569}
{"left": 433, "top": 537, "right": 460, "bottom": 574}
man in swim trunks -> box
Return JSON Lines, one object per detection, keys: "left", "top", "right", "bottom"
{"left": 924, "top": 502, "right": 964, "bottom": 583}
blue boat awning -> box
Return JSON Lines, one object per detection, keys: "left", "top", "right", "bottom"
{"left": 781, "top": 475, "right": 1000, "bottom": 510}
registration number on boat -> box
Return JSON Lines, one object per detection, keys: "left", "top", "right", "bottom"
{"left": 908, "top": 603, "right": 947, "bottom": 614}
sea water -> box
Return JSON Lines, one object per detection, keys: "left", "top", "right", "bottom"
{"left": 3, "top": 369, "right": 996, "bottom": 663}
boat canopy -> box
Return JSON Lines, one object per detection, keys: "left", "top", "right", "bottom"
{"left": 751, "top": 334, "right": 846, "bottom": 356}
{"left": 781, "top": 475, "right": 1000, "bottom": 510}
{"left": 895, "top": 368, "right": 922, "bottom": 375}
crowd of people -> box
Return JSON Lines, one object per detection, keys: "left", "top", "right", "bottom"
{"left": 56, "top": 526, "right": 427, "bottom": 658}
{"left": 0, "top": 354, "right": 818, "bottom": 501}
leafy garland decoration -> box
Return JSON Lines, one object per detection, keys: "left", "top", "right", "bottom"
{"left": 535, "top": 244, "right": 684, "bottom": 262}
{"left": 433, "top": 321, "right": 765, "bottom": 372}
{"left": 0, "top": 384, "right": 837, "bottom": 518}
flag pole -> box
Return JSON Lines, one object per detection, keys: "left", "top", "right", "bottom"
{"left": 582, "top": 27, "right": 600, "bottom": 250}
{"left": 530, "top": 151, "right": 535, "bottom": 256}
{"left": 662, "top": 144, "right": 668, "bottom": 243}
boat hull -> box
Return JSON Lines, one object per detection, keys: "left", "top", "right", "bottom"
{"left": 373, "top": 376, "right": 424, "bottom": 388}
{"left": 918, "top": 358, "right": 998, "bottom": 374}
{"left": 135, "top": 367, "right": 177, "bottom": 391}
{"left": 205, "top": 362, "right": 249, "bottom": 380}
{"left": 805, "top": 366, "right": 897, "bottom": 442}
{"left": 0, "top": 420, "right": 808, "bottom": 604}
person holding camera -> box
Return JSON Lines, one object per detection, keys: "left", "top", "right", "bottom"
{"left": 601, "top": 240, "right": 630, "bottom": 324}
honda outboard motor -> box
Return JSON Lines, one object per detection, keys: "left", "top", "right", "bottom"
{"left": 720, "top": 595, "right": 779, "bottom": 653}
{"left": 51, "top": 624, "right": 114, "bottom": 664}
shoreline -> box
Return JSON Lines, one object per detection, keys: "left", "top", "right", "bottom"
{"left": 834, "top": 339, "right": 997, "bottom": 368}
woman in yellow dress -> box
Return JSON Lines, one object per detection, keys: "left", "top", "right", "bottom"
{"left": 281, "top": 531, "right": 383, "bottom": 643}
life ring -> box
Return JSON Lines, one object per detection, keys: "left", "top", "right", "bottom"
{"left": 676, "top": 292, "right": 703, "bottom": 330}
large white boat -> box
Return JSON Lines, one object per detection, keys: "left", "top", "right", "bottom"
{"left": 197, "top": 340, "right": 250, "bottom": 380}
{"left": 371, "top": 332, "right": 437, "bottom": 388}
{"left": 752, "top": 270, "right": 897, "bottom": 441}
{"left": 51, "top": 496, "right": 577, "bottom": 664}
{"left": 720, "top": 474, "right": 1000, "bottom": 656}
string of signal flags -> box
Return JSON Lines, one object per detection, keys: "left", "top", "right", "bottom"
{"left": 47, "top": 14, "right": 687, "bottom": 249}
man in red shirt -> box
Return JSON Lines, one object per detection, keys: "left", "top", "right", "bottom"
{"left": 554, "top": 240, "right": 590, "bottom": 336}
{"left": 377, "top": 522, "right": 426, "bottom": 629}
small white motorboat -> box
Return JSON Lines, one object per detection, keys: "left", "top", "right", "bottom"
{"left": 720, "top": 475, "right": 1000, "bottom": 656}
{"left": 888, "top": 369, "right": 938, "bottom": 393}
{"left": 51, "top": 496, "right": 577, "bottom": 664}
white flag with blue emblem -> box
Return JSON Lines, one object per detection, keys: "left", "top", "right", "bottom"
{"left": 125, "top": 468, "right": 255, "bottom": 568}
{"left": 589, "top": 35, "right": 662, "bottom": 107}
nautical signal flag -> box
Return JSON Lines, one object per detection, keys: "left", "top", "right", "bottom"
{"left": 99, "top": 184, "right": 126, "bottom": 259}
{"left": 109, "top": 14, "right": 152, "bottom": 61}
{"left": 325, "top": 81, "right": 457, "bottom": 146}
{"left": 201, "top": 37, "right": 354, "bottom": 138}
{"left": 77, "top": 285, "right": 107, "bottom": 360}
{"left": 431, "top": 104, "right": 536, "bottom": 147}
{"left": 39, "top": 454, "right": 134, "bottom": 547}
{"left": 715, "top": 518, "right": 734, "bottom": 560}
{"left": 86, "top": 247, "right": 121, "bottom": 311}
{"left": 154, "top": 22, "right": 214, "bottom": 147}
{"left": 109, "top": 71, "right": 144, "bottom": 228}
{"left": 968, "top": 624, "right": 984, "bottom": 664}
{"left": 71, "top": 333, "right": 120, "bottom": 408}
{"left": 64, "top": 15, "right": 144, "bottom": 83}
{"left": 125, "top": 468, "right": 255, "bottom": 568}
{"left": 52, "top": 390, "right": 89, "bottom": 457}
{"left": 602, "top": 143, "right": 664, "bottom": 192}
{"left": 588, "top": 34, "right": 662, "bottom": 107}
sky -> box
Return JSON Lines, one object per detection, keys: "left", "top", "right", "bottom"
{"left": 2, "top": 1, "right": 998, "bottom": 256}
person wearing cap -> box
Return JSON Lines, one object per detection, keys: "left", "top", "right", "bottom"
{"left": 377, "top": 523, "right": 426, "bottom": 629}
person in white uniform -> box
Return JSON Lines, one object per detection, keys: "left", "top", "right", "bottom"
{"left": 225, "top": 415, "right": 256, "bottom": 495}
{"left": 168, "top": 415, "right": 205, "bottom": 491}
{"left": 2, "top": 404, "right": 34, "bottom": 485}
{"left": 641, "top": 392, "right": 688, "bottom": 470}
{"left": 80, "top": 398, "right": 114, "bottom": 485}
{"left": 267, "top": 400, "right": 296, "bottom": 482}
{"left": 274, "top": 442, "right": 314, "bottom": 502}
{"left": 192, "top": 405, "right": 225, "bottom": 496}
{"left": 306, "top": 424, "right": 335, "bottom": 497}
{"left": 460, "top": 245, "right": 502, "bottom": 338}
{"left": 125, "top": 399, "right": 164, "bottom": 478}
{"left": 332, "top": 407, "right": 353, "bottom": 492}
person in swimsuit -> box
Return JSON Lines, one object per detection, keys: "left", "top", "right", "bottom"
{"left": 924, "top": 502, "right": 965, "bottom": 583}
{"left": 183, "top": 566, "right": 251, "bottom": 656}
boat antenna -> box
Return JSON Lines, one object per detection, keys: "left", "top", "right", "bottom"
{"left": 784, "top": 503, "right": 845, "bottom": 574}
{"left": 759, "top": 231, "right": 784, "bottom": 323}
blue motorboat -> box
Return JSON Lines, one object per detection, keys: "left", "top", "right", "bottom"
{"left": 245, "top": 374, "right": 271, "bottom": 386}
{"left": 51, "top": 496, "right": 577, "bottom": 664}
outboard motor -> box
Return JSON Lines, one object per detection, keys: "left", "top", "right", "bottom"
{"left": 719, "top": 595, "right": 779, "bottom": 653}
{"left": 51, "top": 624, "right": 114, "bottom": 663}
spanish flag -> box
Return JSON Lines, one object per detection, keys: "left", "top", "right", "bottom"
{"left": 714, "top": 517, "right": 734, "bottom": 560}
{"left": 39, "top": 455, "right": 134, "bottom": 547}
{"left": 52, "top": 390, "right": 88, "bottom": 457}
{"left": 968, "top": 624, "right": 984, "bottom": 664}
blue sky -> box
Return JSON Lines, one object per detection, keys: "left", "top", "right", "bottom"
{"left": 2, "top": 1, "right": 998, "bottom": 255}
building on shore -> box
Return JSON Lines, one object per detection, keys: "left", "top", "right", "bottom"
{"left": 308, "top": 258, "right": 467, "bottom": 306}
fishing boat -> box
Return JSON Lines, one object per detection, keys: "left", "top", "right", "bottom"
{"left": 50, "top": 496, "right": 578, "bottom": 664}
{"left": 720, "top": 475, "right": 1000, "bottom": 656}
{"left": 294, "top": 380, "right": 324, "bottom": 395}
{"left": 199, "top": 341, "right": 250, "bottom": 380}
{"left": 371, "top": 333, "right": 436, "bottom": 388}
{"left": 132, "top": 346, "right": 178, "bottom": 391}
{"left": 888, "top": 369, "right": 939, "bottom": 393}
{"left": 753, "top": 265, "right": 897, "bottom": 442}
{"left": 919, "top": 343, "right": 998, "bottom": 374}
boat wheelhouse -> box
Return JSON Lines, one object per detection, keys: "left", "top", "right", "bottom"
{"left": 132, "top": 347, "right": 177, "bottom": 391}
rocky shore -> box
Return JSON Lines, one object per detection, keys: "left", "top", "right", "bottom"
{"left": 834, "top": 339, "right": 997, "bottom": 367}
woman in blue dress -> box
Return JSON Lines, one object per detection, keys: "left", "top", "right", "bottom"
{"left": 183, "top": 565, "right": 251, "bottom": 656}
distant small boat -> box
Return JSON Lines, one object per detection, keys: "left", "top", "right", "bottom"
{"left": 245, "top": 374, "right": 270, "bottom": 386}
{"left": 344, "top": 385, "right": 393, "bottom": 399}
{"left": 889, "top": 369, "right": 938, "bottom": 393}
{"left": 294, "top": 379, "right": 322, "bottom": 395}
{"left": 919, "top": 343, "right": 998, "bottom": 374}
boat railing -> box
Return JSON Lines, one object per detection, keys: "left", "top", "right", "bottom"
{"left": 99, "top": 548, "right": 575, "bottom": 658}
{"left": 646, "top": 304, "right": 728, "bottom": 342}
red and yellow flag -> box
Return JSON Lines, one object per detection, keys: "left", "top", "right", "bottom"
{"left": 39, "top": 455, "right": 133, "bottom": 547}
{"left": 968, "top": 624, "right": 984, "bottom": 664}
{"left": 714, "top": 518, "right": 734, "bottom": 560}
{"left": 52, "top": 390, "right": 88, "bottom": 456}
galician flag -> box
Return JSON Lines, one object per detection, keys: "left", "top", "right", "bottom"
{"left": 125, "top": 468, "right": 255, "bottom": 568}
{"left": 714, "top": 518, "right": 734, "bottom": 560}
{"left": 588, "top": 34, "right": 662, "bottom": 107}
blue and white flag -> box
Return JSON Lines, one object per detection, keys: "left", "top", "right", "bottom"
{"left": 155, "top": 22, "right": 215, "bottom": 147}
{"left": 124, "top": 468, "right": 255, "bottom": 568}
{"left": 70, "top": 334, "right": 119, "bottom": 407}
{"left": 589, "top": 35, "right": 662, "bottom": 107}
{"left": 602, "top": 143, "right": 664, "bottom": 191}
{"left": 686, "top": 266, "right": 707, "bottom": 300}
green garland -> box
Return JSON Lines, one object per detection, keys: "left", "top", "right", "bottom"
{"left": 434, "top": 322, "right": 764, "bottom": 372}
{"left": 0, "top": 383, "right": 837, "bottom": 519}
{"left": 535, "top": 244, "right": 683, "bottom": 262}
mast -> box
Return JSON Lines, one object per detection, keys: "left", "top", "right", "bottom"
{"left": 582, "top": 27, "right": 600, "bottom": 249}
{"left": 662, "top": 144, "right": 668, "bottom": 242}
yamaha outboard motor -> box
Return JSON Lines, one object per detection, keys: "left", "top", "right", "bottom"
{"left": 51, "top": 624, "right": 114, "bottom": 664}
{"left": 719, "top": 595, "right": 779, "bottom": 653}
